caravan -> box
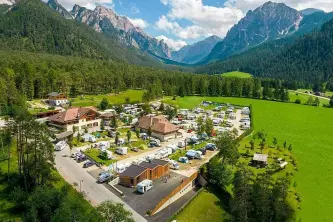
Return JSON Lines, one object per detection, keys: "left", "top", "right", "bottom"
{"left": 169, "top": 160, "right": 179, "bottom": 170}
{"left": 54, "top": 141, "right": 68, "bottom": 151}
{"left": 99, "top": 141, "right": 111, "bottom": 150}
{"left": 115, "top": 147, "right": 128, "bottom": 155}
{"left": 186, "top": 150, "right": 202, "bottom": 160}
{"left": 137, "top": 180, "right": 153, "bottom": 194}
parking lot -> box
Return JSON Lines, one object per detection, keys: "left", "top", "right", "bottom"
{"left": 113, "top": 172, "right": 186, "bottom": 216}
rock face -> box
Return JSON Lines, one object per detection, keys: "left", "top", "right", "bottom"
{"left": 206, "top": 1, "right": 303, "bottom": 62}
{"left": 47, "top": 0, "right": 72, "bottom": 19}
{"left": 171, "top": 35, "right": 221, "bottom": 64}
{"left": 70, "top": 4, "right": 171, "bottom": 59}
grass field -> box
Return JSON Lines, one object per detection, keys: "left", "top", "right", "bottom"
{"left": 289, "top": 91, "right": 329, "bottom": 105}
{"left": 164, "top": 96, "right": 333, "bottom": 221}
{"left": 70, "top": 90, "right": 144, "bottom": 107}
{"left": 221, "top": 71, "right": 252, "bottom": 78}
{"left": 175, "top": 187, "right": 229, "bottom": 222}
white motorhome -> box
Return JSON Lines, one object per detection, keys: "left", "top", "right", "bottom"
{"left": 99, "top": 141, "right": 111, "bottom": 150}
{"left": 226, "top": 120, "right": 234, "bottom": 127}
{"left": 54, "top": 141, "right": 68, "bottom": 151}
{"left": 167, "top": 144, "right": 179, "bottom": 153}
{"left": 115, "top": 147, "right": 128, "bottom": 155}
{"left": 178, "top": 141, "right": 185, "bottom": 148}
{"left": 137, "top": 180, "right": 153, "bottom": 194}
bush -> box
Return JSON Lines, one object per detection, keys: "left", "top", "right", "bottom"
{"left": 295, "top": 99, "right": 301, "bottom": 104}
{"left": 139, "top": 144, "right": 147, "bottom": 150}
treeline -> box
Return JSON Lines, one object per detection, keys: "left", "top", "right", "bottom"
{"left": 197, "top": 17, "right": 333, "bottom": 85}
{"left": 0, "top": 50, "right": 297, "bottom": 115}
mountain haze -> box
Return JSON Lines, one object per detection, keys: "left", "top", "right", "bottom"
{"left": 171, "top": 35, "right": 221, "bottom": 64}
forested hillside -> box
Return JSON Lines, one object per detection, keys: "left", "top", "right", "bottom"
{"left": 198, "top": 17, "right": 333, "bottom": 84}
{"left": 0, "top": 0, "right": 158, "bottom": 66}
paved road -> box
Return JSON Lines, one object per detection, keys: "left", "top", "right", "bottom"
{"left": 295, "top": 91, "right": 330, "bottom": 101}
{"left": 54, "top": 148, "right": 148, "bottom": 222}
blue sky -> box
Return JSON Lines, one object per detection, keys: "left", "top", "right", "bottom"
{"left": 58, "top": 0, "right": 333, "bottom": 50}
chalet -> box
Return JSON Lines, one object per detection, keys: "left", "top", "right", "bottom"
{"left": 47, "top": 92, "right": 68, "bottom": 106}
{"left": 48, "top": 107, "right": 101, "bottom": 132}
{"left": 136, "top": 115, "right": 179, "bottom": 141}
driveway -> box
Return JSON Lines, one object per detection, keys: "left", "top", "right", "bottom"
{"left": 295, "top": 91, "right": 330, "bottom": 101}
{"left": 54, "top": 147, "right": 147, "bottom": 222}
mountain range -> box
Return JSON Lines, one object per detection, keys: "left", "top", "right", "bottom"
{"left": 171, "top": 35, "right": 221, "bottom": 64}
{"left": 48, "top": 0, "right": 172, "bottom": 60}
{"left": 203, "top": 1, "right": 333, "bottom": 64}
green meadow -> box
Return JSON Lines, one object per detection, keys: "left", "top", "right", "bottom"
{"left": 221, "top": 71, "right": 253, "bottom": 78}
{"left": 70, "top": 90, "right": 144, "bottom": 107}
{"left": 164, "top": 96, "right": 333, "bottom": 221}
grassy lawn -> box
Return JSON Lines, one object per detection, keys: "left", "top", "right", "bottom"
{"left": 289, "top": 91, "right": 329, "bottom": 105}
{"left": 175, "top": 187, "right": 230, "bottom": 222}
{"left": 221, "top": 71, "right": 252, "bottom": 78}
{"left": 84, "top": 148, "right": 116, "bottom": 166}
{"left": 164, "top": 96, "right": 333, "bottom": 221}
{"left": 70, "top": 89, "right": 144, "bottom": 107}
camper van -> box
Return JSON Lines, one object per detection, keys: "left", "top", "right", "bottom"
{"left": 116, "top": 163, "right": 130, "bottom": 173}
{"left": 99, "top": 141, "right": 111, "bottom": 150}
{"left": 54, "top": 141, "right": 68, "bottom": 151}
{"left": 178, "top": 141, "right": 185, "bottom": 148}
{"left": 137, "top": 180, "right": 153, "bottom": 194}
{"left": 167, "top": 144, "right": 179, "bottom": 153}
{"left": 115, "top": 147, "right": 128, "bottom": 155}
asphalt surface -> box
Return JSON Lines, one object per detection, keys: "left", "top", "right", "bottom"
{"left": 54, "top": 147, "right": 148, "bottom": 222}
{"left": 114, "top": 172, "right": 187, "bottom": 216}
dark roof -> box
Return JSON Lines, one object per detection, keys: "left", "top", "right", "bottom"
{"left": 150, "top": 159, "right": 169, "bottom": 166}
{"left": 55, "top": 131, "right": 74, "bottom": 140}
{"left": 139, "top": 162, "right": 158, "bottom": 169}
{"left": 120, "top": 164, "right": 147, "bottom": 178}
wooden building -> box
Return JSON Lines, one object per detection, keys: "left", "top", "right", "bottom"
{"left": 119, "top": 159, "right": 170, "bottom": 187}
{"left": 119, "top": 165, "right": 148, "bottom": 187}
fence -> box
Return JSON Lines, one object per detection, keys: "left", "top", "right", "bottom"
{"left": 151, "top": 172, "right": 198, "bottom": 215}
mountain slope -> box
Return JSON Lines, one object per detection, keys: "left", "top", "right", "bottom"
{"left": 70, "top": 4, "right": 171, "bottom": 59}
{"left": 300, "top": 8, "right": 324, "bottom": 15}
{"left": 171, "top": 35, "right": 221, "bottom": 64}
{"left": 204, "top": 1, "right": 302, "bottom": 63}
{"left": 197, "top": 17, "right": 333, "bottom": 83}
{"left": 0, "top": 0, "right": 159, "bottom": 65}
{"left": 47, "top": 0, "right": 72, "bottom": 19}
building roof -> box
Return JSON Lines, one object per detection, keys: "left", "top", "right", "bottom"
{"left": 139, "top": 162, "right": 158, "bottom": 169}
{"left": 150, "top": 159, "right": 169, "bottom": 166}
{"left": 253, "top": 154, "right": 268, "bottom": 162}
{"left": 137, "top": 115, "right": 177, "bottom": 134}
{"left": 48, "top": 92, "right": 61, "bottom": 97}
{"left": 55, "top": 131, "right": 74, "bottom": 140}
{"left": 48, "top": 107, "right": 99, "bottom": 124}
{"left": 120, "top": 164, "right": 147, "bottom": 178}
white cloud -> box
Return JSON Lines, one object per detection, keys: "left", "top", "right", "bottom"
{"left": 56, "top": 0, "right": 113, "bottom": 10}
{"left": 128, "top": 18, "right": 149, "bottom": 29}
{"left": 157, "top": 0, "right": 244, "bottom": 39}
{"left": 227, "top": 0, "right": 333, "bottom": 13}
{"left": 156, "top": 35, "right": 187, "bottom": 51}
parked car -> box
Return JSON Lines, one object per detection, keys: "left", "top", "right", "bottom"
{"left": 205, "top": 143, "right": 217, "bottom": 151}
{"left": 131, "top": 147, "right": 139, "bottom": 152}
{"left": 198, "top": 148, "right": 207, "bottom": 155}
{"left": 97, "top": 172, "right": 113, "bottom": 183}
{"left": 148, "top": 140, "right": 160, "bottom": 147}
{"left": 169, "top": 160, "right": 180, "bottom": 170}
{"left": 179, "top": 157, "right": 189, "bottom": 163}
{"left": 83, "top": 161, "right": 95, "bottom": 168}
{"left": 54, "top": 141, "right": 68, "bottom": 151}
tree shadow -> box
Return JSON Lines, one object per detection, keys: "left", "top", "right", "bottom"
{"left": 206, "top": 185, "right": 232, "bottom": 222}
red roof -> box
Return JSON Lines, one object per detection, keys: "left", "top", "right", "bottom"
{"left": 137, "top": 115, "right": 177, "bottom": 134}
{"left": 48, "top": 107, "right": 99, "bottom": 124}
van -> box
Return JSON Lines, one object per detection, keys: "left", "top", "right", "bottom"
{"left": 137, "top": 180, "right": 153, "bottom": 194}
{"left": 169, "top": 160, "right": 179, "bottom": 170}
{"left": 178, "top": 141, "right": 185, "bottom": 148}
